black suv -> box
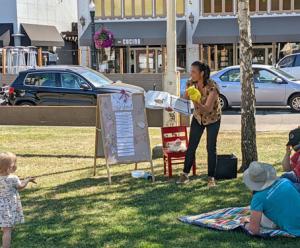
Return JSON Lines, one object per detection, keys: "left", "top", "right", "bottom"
{"left": 8, "top": 66, "right": 144, "bottom": 106}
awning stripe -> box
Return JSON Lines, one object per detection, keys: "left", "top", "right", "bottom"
{"left": 193, "top": 16, "right": 300, "bottom": 44}
{"left": 79, "top": 20, "right": 186, "bottom": 47}
{"left": 21, "top": 23, "right": 64, "bottom": 47}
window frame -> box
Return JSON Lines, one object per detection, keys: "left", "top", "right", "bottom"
{"left": 154, "top": 0, "right": 166, "bottom": 17}
{"left": 59, "top": 72, "right": 91, "bottom": 90}
{"left": 202, "top": 0, "right": 234, "bottom": 16}
{"left": 278, "top": 55, "right": 296, "bottom": 68}
{"left": 219, "top": 68, "right": 241, "bottom": 83}
{"left": 23, "top": 72, "right": 60, "bottom": 88}
{"left": 254, "top": 69, "right": 281, "bottom": 84}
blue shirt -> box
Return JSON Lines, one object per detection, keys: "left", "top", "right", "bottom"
{"left": 251, "top": 178, "right": 300, "bottom": 236}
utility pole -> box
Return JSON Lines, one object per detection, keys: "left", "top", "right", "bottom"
{"left": 163, "top": 0, "right": 179, "bottom": 126}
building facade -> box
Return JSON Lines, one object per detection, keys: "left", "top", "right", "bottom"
{"left": 0, "top": 0, "right": 77, "bottom": 50}
{"left": 78, "top": 0, "right": 300, "bottom": 72}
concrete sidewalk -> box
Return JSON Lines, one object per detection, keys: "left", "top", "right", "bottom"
{"left": 221, "top": 109, "right": 300, "bottom": 132}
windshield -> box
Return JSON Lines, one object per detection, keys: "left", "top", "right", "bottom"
{"left": 80, "top": 69, "right": 112, "bottom": 87}
{"left": 272, "top": 67, "right": 297, "bottom": 81}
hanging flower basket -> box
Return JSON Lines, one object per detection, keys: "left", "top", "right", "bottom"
{"left": 94, "top": 28, "right": 114, "bottom": 49}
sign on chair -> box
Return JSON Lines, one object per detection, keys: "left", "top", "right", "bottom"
{"left": 94, "top": 92, "right": 155, "bottom": 184}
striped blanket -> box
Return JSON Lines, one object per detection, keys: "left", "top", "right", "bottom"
{"left": 179, "top": 207, "right": 295, "bottom": 238}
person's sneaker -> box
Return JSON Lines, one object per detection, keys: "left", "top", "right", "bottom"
{"left": 207, "top": 177, "right": 217, "bottom": 188}
{"left": 176, "top": 173, "right": 189, "bottom": 184}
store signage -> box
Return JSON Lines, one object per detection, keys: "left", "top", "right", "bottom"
{"left": 118, "top": 38, "right": 142, "bottom": 46}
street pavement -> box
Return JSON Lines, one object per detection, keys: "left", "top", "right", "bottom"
{"left": 221, "top": 108, "right": 300, "bottom": 132}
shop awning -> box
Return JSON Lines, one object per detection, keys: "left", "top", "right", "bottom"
{"left": 80, "top": 20, "right": 186, "bottom": 46}
{"left": 21, "top": 23, "right": 64, "bottom": 47}
{"left": 193, "top": 16, "right": 300, "bottom": 44}
{"left": 192, "top": 18, "right": 239, "bottom": 44}
{"left": 0, "top": 23, "right": 13, "bottom": 47}
{"left": 252, "top": 16, "right": 300, "bottom": 43}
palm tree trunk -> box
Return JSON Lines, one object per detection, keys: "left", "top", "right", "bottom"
{"left": 238, "top": 0, "right": 258, "bottom": 171}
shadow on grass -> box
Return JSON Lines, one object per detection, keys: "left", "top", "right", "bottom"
{"left": 14, "top": 173, "right": 299, "bottom": 248}
{"left": 17, "top": 153, "right": 94, "bottom": 159}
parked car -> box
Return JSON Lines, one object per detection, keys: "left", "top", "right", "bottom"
{"left": 211, "top": 65, "right": 300, "bottom": 112}
{"left": 8, "top": 66, "right": 144, "bottom": 106}
{"left": 276, "top": 53, "right": 300, "bottom": 80}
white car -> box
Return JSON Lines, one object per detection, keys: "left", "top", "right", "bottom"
{"left": 276, "top": 53, "right": 300, "bottom": 80}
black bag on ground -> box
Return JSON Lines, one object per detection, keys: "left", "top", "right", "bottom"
{"left": 215, "top": 154, "right": 238, "bottom": 180}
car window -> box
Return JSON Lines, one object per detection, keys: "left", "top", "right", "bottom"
{"left": 278, "top": 55, "right": 295, "bottom": 68}
{"left": 295, "top": 55, "right": 300, "bottom": 67}
{"left": 60, "top": 73, "right": 87, "bottom": 89}
{"left": 254, "top": 69, "right": 278, "bottom": 83}
{"left": 79, "top": 70, "right": 111, "bottom": 87}
{"left": 24, "top": 73, "right": 57, "bottom": 87}
{"left": 220, "top": 69, "right": 240, "bottom": 82}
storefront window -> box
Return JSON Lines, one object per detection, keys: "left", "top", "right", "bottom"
{"left": 271, "top": 0, "right": 280, "bottom": 11}
{"left": 218, "top": 45, "right": 234, "bottom": 69}
{"left": 214, "top": 0, "right": 222, "bottom": 12}
{"left": 95, "top": 0, "right": 102, "bottom": 16}
{"left": 113, "top": 0, "right": 122, "bottom": 17}
{"left": 144, "top": 0, "right": 153, "bottom": 16}
{"left": 225, "top": 0, "right": 233, "bottom": 12}
{"left": 295, "top": 0, "right": 300, "bottom": 10}
{"left": 135, "top": 0, "right": 143, "bottom": 16}
{"left": 249, "top": 0, "right": 256, "bottom": 11}
{"left": 204, "top": 0, "right": 211, "bottom": 14}
{"left": 104, "top": 0, "right": 112, "bottom": 17}
{"left": 258, "top": 0, "right": 267, "bottom": 11}
{"left": 176, "top": 0, "right": 185, "bottom": 16}
{"left": 155, "top": 0, "right": 165, "bottom": 16}
{"left": 124, "top": 0, "right": 133, "bottom": 16}
{"left": 283, "top": 0, "right": 291, "bottom": 10}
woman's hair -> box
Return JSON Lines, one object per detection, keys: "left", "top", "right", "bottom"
{"left": 0, "top": 152, "right": 16, "bottom": 174}
{"left": 191, "top": 61, "right": 211, "bottom": 85}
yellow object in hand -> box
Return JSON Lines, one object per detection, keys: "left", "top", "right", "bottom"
{"left": 186, "top": 86, "right": 201, "bottom": 103}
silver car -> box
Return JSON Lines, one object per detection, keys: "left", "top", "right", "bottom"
{"left": 211, "top": 65, "right": 300, "bottom": 112}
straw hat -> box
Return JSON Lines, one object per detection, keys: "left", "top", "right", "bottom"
{"left": 243, "top": 162, "right": 277, "bottom": 192}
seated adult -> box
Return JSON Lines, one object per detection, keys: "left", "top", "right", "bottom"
{"left": 281, "top": 128, "right": 300, "bottom": 190}
{"left": 243, "top": 162, "right": 300, "bottom": 236}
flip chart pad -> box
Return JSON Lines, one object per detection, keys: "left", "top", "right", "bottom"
{"left": 98, "top": 93, "right": 151, "bottom": 165}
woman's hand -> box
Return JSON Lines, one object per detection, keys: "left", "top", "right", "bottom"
{"left": 286, "top": 145, "right": 292, "bottom": 154}
{"left": 165, "top": 107, "right": 174, "bottom": 112}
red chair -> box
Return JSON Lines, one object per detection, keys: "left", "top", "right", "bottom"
{"left": 161, "top": 126, "right": 196, "bottom": 177}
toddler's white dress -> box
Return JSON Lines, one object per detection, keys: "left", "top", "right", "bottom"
{"left": 0, "top": 175, "right": 24, "bottom": 227}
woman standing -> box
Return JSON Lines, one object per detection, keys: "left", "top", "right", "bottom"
{"left": 177, "top": 61, "right": 221, "bottom": 186}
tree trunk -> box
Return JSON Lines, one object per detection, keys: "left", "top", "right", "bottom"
{"left": 238, "top": 0, "right": 258, "bottom": 171}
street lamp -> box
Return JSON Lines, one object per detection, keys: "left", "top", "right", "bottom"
{"left": 89, "top": 0, "right": 98, "bottom": 70}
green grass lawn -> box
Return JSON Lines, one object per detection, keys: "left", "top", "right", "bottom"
{"left": 0, "top": 126, "right": 298, "bottom": 248}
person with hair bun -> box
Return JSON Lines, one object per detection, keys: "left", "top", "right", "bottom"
{"left": 177, "top": 61, "right": 221, "bottom": 186}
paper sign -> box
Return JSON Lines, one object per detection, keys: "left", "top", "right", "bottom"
{"left": 111, "top": 93, "right": 133, "bottom": 111}
{"left": 115, "top": 112, "right": 135, "bottom": 157}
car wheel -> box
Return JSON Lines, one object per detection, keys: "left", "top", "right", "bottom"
{"left": 219, "top": 95, "right": 228, "bottom": 111}
{"left": 18, "top": 101, "right": 35, "bottom": 106}
{"left": 289, "top": 94, "right": 300, "bottom": 112}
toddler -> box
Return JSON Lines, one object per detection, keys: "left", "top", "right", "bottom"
{"left": 0, "top": 152, "right": 36, "bottom": 248}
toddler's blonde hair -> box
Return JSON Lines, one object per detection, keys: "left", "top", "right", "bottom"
{"left": 0, "top": 152, "right": 17, "bottom": 174}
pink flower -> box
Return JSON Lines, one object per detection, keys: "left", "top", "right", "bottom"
{"left": 94, "top": 28, "right": 114, "bottom": 49}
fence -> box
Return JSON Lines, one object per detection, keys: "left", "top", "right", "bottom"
{"left": 0, "top": 106, "right": 163, "bottom": 127}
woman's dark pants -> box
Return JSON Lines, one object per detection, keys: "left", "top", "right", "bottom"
{"left": 183, "top": 117, "right": 221, "bottom": 177}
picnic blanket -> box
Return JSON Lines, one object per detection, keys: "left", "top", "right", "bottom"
{"left": 179, "top": 207, "right": 295, "bottom": 238}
